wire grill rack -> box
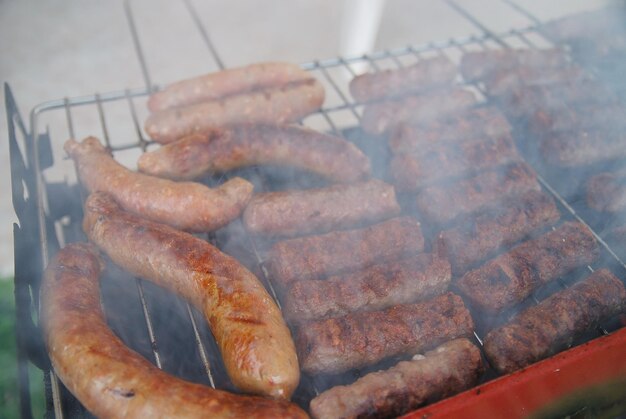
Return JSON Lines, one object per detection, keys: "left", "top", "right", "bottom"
{"left": 7, "top": 0, "right": 626, "bottom": 417}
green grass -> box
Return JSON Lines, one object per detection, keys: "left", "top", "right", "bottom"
{"left": 0, "top": 279, "right": 45, "bottom": 418}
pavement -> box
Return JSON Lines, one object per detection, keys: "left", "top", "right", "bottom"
{"left": 0, "top": 0, "right": 613, "bottom": 277}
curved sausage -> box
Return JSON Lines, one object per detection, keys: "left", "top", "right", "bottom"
{"left": 82, "top": 192, "right": 300, "bottom": 399}
{"left": 65, "top": 136, "right": 253, "bottom": 232}
{"left": 137, "top": 124, "right": 370, "bottom": 183}
{"left": 41, "top": 243, "right": 308, "bottom": 418}
{"left": 148, "top": 62, "right": 313, "bottom": 112}
{"left": 145, "top": 79, "right": 325, "bottom": 144}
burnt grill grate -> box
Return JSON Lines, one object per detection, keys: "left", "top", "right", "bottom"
{"left": 7, "top": 0, "right": 626, "bottom": 417}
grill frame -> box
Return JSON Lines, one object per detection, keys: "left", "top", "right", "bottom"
{"left": 7, "top": 0, "right": 626, "bottom": 417}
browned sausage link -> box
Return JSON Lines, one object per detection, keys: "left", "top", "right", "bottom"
{"left": 349, "top": 56, "right": 457, "bottom": 102}
{"left": 282, "top": 253, "right": 451, "bottom": 324}
{"left": 296, "top": 292, "right": 474, "bottom": 375}
{"left": 456, "top": 221, "right": 600, "bottom": 314}
{"left": 529, "top": 102, "right": 626, "bottom": 137}
{"left": 137, "top": 124, "right": 371, "bottom": 183}
{"left": 484, "top": 65, "right": 588, "bottom": 97}
{"left": 460, "top": 48, "right": 569, "bottom": 81}
{"left": 147, "top": 62, "right": 313, "bottom": 112}
{"left": 309, "top": 339, "right": 483, "bottom": 419}
{"left": 484, "top": 269, "right": 626, "bottom": 374}
{"left": 390, "top": 134, "right": 520, "bottom": 191}
{"left": 65, "top": 137, "right": 253, "bottom": 233}
{"left": 440, "top": 190, "right": 560, "bottom": 276}
{"left": 145, "top": 78, "right": 325, "bottom": 143}
{"left": 388, "top": 106, "right": 511, "bottom": 154}
{"left": 243, "top": 179, "right": 400, "bottom": 238}
{"left": 82, "top": 192, "right": 300, "bottom": 399}
{"left": 540, "top": 129, "right": 626, "bottom": 168}
{"left": 268, "top": 216, "right": 424, "bottom": 291}
{"left": 415, "top": 162, "right": 540, "bottom": 225}
{"left": 586, "top": 169, "right": 626, "bottom": 213}
{"left": 360, "top": 88, "right": 477, "bottom": 135}
{"left": 41, "top": 243, "right": 307, "bottom": 418}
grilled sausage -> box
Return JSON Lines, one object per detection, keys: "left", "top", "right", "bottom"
{"left": 137, "top": 124, "right": 371, "bottom": 182}
{"left": 440, "top": 190, "right": 560, "bottom": 276}
{"left": 456, "top": 221, "right": 600, "bottom": 314}
{"left": 243, "top": 179, "right": 400, "bottom": 238}
{"left": 296, "top": 292, "right": 474, "bottom": 375}
{"left": 390, "top": 134, "right": 520, "bottom": 191}
{"left": 349, "top": 56, "right": 457, "bottom": 102}
{"left": 145, "top": 79, "right": 325, "bottom": 143}
{"left": 460, "top": 48, "right": 569, "bottom": 81}
{"left": 65, "top": 137, "right": 253, "bottom": 232}
{"left": 360, "top": 88, "right": 477, "bottom": 134}
{"left": 484, "top": 268, "right": 626, "bottom": 374}
{"left": 282, "top": 253, "right": 451, "bottom": 324}
{"left": 540, "top": 129, "right": 626, "bottom": 167}
{"left": 82, "top": 192, "right": 300, "bottom": 399}
{"left": 415, "top": 162, "right": 540, "bottom": 225}
{"left": 268, "top": 216, "right": 424, "bottom": 290}
{"left": 529, "top": 102, "right": 626, "bottom": 137}
{"left": 388, "top": 106, "right": 511, "bottom": 154}
{"left": 41, "top": 243, "right": 307, "bottom": 418}
{"left": 484, "top": 65, "right": 588, "bottom": 97}
{"left": 586, "top": 169, "right": 626, "bottom": 213}
{"left": 309, "top": 339, "right": 483, "bottom": 419}
{"left": 147, "top": 62, "right": 313, "bottom": 112}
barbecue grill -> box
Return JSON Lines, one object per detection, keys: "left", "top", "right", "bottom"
{"left": 7, "top": 1, "right": 626, "bottom": 417}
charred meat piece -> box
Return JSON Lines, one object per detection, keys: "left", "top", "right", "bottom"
{"left": 456, "top": 221, "right": 600, "bottom": 314}
{"left": 541, "top": 129, "right": 626, "bottom": 167}
{"left": 499, "top": 79, "right": 618, "bottom": 119}
{"left": 349, "top": 56, "right": 457, "bottom": 102}
{"left": 137, "top": 124, "right": 371, "bottom": 183}
{"left": 484, "top": 268, "right": 626, "bottom": 374}
{"left": 484, "top": 65, "right": 588, "bottom": 97}
{"left": 297, "top": 292, "right": 474, "bottom": 375}
{"left": 415, "top": 162, "right": 540, "bottom": 225}
{"left": 243, "top": 179, "right": 400, "bottom": 238}
{"left": 268, "top": 216, "right": 424, "bottom": 290}
{"left": 309, "top": 338, "right": 483, "bottom": 419}
{"left": 460, "top": 48, "right": 569, "bottom": 82}
{"left": 282, "top": 253, "right": 451, "bottom": 324}
{"left": 440, "top": 190, "right": 560, "bottom": 276}
{"left": 390, "top": 134, "right": 520, "bottom": 191}
{"left": 361, "top": 88, "right": 477, "bottom": 134}
{"left": 586, "top": 169, "right": 626, "bottom": 213}
{"left": 41, "top": 243, "right": 308, "bottom": 418}
{"left": 529, "top": 102, "right": 626, "bottom": 137}
{"left": 388, "top": 106, "right": 511, "bottom": 154}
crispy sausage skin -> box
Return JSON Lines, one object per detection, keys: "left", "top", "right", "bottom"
{"left": 82, "top": 192, "right": 300, "bottom": 400}
{"left": 65, "top": 137, "right": 253, "bottom": 232}
{"left": 145, "top": 79, "right": 325, "bottom": 143}
{"left": 41, "top": 243, "right": 307, "bottom": 418}
{"left": 137, "top": 124, "right": 371, "bottom": 183}
{"left": 147, "top": 62, "right": 313, "bottom": 112}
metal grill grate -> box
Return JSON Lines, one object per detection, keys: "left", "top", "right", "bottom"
{"left": 8, "top": 0, "right": 626, "bottom": 417}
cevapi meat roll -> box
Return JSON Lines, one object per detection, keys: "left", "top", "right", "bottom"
{"left": 349, "top": 56, "right": 457, "bottom": 102}
{"left": 456, "top": 221, "right": 600, "bottom": 314}
{"left": 440, "top": 190, "right": 560, "bottom": 276}
{"left": 82, "top": 192, "right": 300, "bottom": 399}
{"left": 65, "top": 137, "right": 253, "bottom": 232}
{"left": 484, "top": 65, "right": 588, "bottom": 97}
{"left": 147, "top": 62, "right": 313, "bottom": 112}
{"left": 243, "top": 179, "right": 400, "bottom": 238}
{"left": 283, "top": 253, "right": 451, "bottom": 324}
{"left": 388, "top": 106, "right": 511, "bottom": 154}
{"left": 586, "top": 169, "right": 626, "bottom": 213}
{"left": 41, "top": 243, "right": 307, "bottom": 418}
{"left": 145, "top": 78, "right": 325, "bottom": 143}
{"left": 296, "top": 292, "right": 474, "bottom": 375}
{"left": 361, "top": 88, "right": 477, "bottom": 134}
{"left": 309, "top": 339, "right": 483, "bottom": 419}
{"left": 268, "top": 216, "right": 424, "bottom": 290}
{"left": 529, "top": 102, "right": 626, "bottom": 137}
{"left": 137, "top": 124, "right": 371, "bottom": 183}
{"left": 415, "top": 162, "right": 540, "bottom": 225}
{"left": 540, "top": 129, "right": 626, "bottom": 167}
{"left": 484, "top": 268, "right": 626, "bottom": 374}
{"left": 460, "top": 48, "right": 569, "bottom": 81}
